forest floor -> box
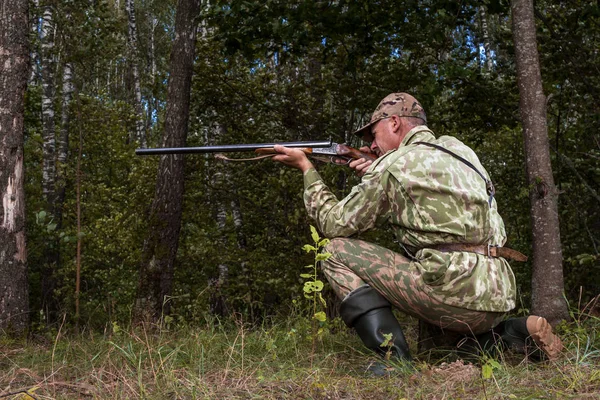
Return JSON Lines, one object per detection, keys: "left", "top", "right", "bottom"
{"left": 1, "top": 314, "right": 599, "bottom": 399}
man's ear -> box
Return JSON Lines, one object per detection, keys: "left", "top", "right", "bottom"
{"left": 390, "top": 115, "right": 402, "bottom": 133}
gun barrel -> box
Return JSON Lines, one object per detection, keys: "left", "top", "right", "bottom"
{"left": 136, "top": 140, "right": 333, "bottom": 156}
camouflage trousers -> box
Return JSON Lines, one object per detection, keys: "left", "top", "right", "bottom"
{"left": 322, "top": 238, "right": 505, "bottom": 335}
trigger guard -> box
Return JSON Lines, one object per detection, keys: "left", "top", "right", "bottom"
{"left": 330, "top": 156, "right": 351, "bottom": 165}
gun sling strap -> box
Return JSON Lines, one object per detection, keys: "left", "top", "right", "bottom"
{"left": 415, "top": 141, "right": 527, "bottom": 262}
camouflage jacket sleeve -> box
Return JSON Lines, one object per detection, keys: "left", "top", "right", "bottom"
{"left": 303, "top": 161, "right": 392, "bottom": 238}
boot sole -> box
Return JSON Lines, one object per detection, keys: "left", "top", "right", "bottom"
{"left": 527, "top": 316, "right": 563, "bottom": 360}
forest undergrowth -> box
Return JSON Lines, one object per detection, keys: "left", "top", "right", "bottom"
{"left": 1, "top": 309, "right": 599, "bottom": 400}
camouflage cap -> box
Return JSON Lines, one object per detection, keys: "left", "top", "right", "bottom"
{"left": 353, "top": 93, "right": 427, "bottom": 138}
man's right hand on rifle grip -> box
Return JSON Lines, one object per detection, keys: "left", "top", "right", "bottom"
{"left": 348, "top": 146, "right": 375, "bottom": 177}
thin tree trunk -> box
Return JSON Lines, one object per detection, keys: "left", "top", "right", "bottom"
{"left": 146, "top": 16, "right": 158, "bottom": 134}
{"left": 55, "top": 62, "right": 73, "bottom": 227}
{"left": 232, "top": 199, "right": 253, "bottom": 318}
{"left": 511, "top": 0, "right": 569, "bottom": 325}
{"left": 134, "top": 0, "right": 200, "bottom": 324}
{"left": 40, "top": 2, "right": 59, "bottom": 321}
{"left": 29, "top": 0, "right": 40, "bottom": 84}
{"left": 41, "top": 4, "right": 56, "bottom": 207}
{"left": 480, "top": 5, "right": 494, "bottom": 72}
{"left": 308, "top": 51, "right": 324, "bottom": 137}
{"left": 0, "top": 0, "right": 30, "bottom": 335}
{"left": 125, "top": 0, "right": 146, "bottom": 147}
{"left": 207, "top": 121, "right": 230, "bottom": 317}
{"left": 75, "top": 110, "right": 82, "bottom": 330}
{"left": 211, "top": 191, "right": 229, "bottom": 316}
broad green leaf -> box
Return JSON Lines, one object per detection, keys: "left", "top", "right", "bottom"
{"left": 303, "top": 282, "right": 315, "bottom": 293}
{"left": 302, "top": 244, "right": 316, "bottom": 252}
{"left": 318, "top": 238, "right": 330, "bottom": 248}
{"left": 310, "top": 225, "right": 320, "bottom": 243}
{"left": 313, "top": 311, "right": 326, "bottom": 322}
{"left": 482, "top": 363, "right": 493, "bottom": 379}
{"left": 315, "top": 252, "right": 331, "bottom": 261}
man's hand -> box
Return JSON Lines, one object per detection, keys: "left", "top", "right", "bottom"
{"left": 348, "top": 146, "right": 375, "bottom": 177}
{"left": 272, "top": 145, "right": 314, "bottom": 173}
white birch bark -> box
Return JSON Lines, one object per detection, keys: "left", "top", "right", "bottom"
{"left": 146, "top": 16, "right": 158, "bottom": 132}
{"left": 29, "top": 0, "right": 40, "bottom": 84}
{"left": 480, "top": 6, "right": 494, "bottom": 72}
{"left": 58, "top": 63, "right": 73, "bottom": 166}
{"left": 125, "top": 0, "right": 147, "bottom": 147}
{"left": 55, "top": 62, "right": 73, "bottom": 227}
{"left": 41, "top": 4, "right": 56, "bottom": 209}
{"left": 209, "top": 121, "right": 230, "bottom": 316}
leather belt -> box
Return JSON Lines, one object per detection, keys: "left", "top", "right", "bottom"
{"left": 426, "top": 244, "right": 528, "bottom": 262}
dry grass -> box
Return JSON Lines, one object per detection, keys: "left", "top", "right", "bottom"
{"left": 1, "top": 316, "right": 599, "bottom": 399}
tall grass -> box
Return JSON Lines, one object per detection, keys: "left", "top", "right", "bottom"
{"left": 1, "top": 312, "right": 599, "bottom": 399}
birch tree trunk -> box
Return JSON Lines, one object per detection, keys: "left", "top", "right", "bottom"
{"left": 511, "top": 0, "right": 569, "bottom": 325}
{"left": 210, "top": 182, "right": 229, "bottom": 316}
{"left": 40, "top": 2, "right": 59, "bottom": 320}
{"left": 479, "top": 5, "right": 494, "bottom": 72}
{"left": 29, "top": 0, "right": 40, "bottom": 84}
{"left": 55, "top": 62, "right": 73, "bottom": 226}
{"left": 41, "top": 4, "right": 56, "bottom": 208}
{"left": 134, "top": 0, "right": 200, "bottom": 324}
{"left": 0, "top": 0, "right": 30, "bottom": 334}
{"left": 146, "top": 16, "right": 158, "bottom": 134}
{"left": 208, "top": 122, "right": 230, "bottom": 317}
{"left": 125, "top": 0, "right": 146, "bottom": 147}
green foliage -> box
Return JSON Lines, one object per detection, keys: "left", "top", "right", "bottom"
{"left": 18, "top": 0, "right": 600, "bottom": 330}
{"left": 481, "top": 357, "right": 501, "bottom": 379}
{"left": 301, "top": 226, "right": 329, "bottom": 326}
{"left": 25, "top": 93, "right": 149, "bottom": 327}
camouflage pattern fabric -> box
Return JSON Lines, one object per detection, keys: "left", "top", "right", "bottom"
{"left": 303, "top": 126, "right": 516, "bottom": 314}
{"left": 354, "top": 93, "right": 427, "bottom": 138}
{"left": 323, "top": 237, "right": 505, "bottom": 334}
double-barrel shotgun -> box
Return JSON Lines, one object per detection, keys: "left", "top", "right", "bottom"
{"left": 135, "top": 140, "right": 377, "bottom": 164}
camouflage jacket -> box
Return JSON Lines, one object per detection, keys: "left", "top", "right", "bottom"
{"left": 303, "top": 126, "right": 516, "bottom": 312}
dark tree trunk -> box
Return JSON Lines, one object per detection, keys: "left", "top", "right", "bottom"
{"left": 511, "top": 0, "right": 569, "bottom": 325}
{"left": 0, "top": 0, "right": 30, "bottom": 334}
{"left": 134, "top": 0, "right": 200, "bottom": 324}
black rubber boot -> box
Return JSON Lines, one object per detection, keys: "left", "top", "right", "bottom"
{"left": 457, "top": 316, "right": 563, "bottom": 361}
{"left": 498, "top": 316, "right": 563, "bottom": 361}
{"left": 340, "top": 285, "right": 412, "bottom": 363}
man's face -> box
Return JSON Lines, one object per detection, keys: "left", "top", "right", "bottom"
{"left": 367, "top": 117, "right": 400, "bottom": 157}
